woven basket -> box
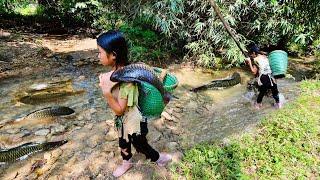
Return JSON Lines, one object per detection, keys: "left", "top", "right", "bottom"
{"left": 138, "top": 68, "right": 178, "bottom": 117}
{"left": 268, "top": 50, "right": 288, "bottom": 78}
{"left": 154, "top": 67, "right": 179, "bottom": 92}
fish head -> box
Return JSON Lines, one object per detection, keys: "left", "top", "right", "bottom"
{"left": 44, "top": 140, "right": 68, "bottom": 150}
{"left": 110, "top": 70, "right": 121, "bottom": 82}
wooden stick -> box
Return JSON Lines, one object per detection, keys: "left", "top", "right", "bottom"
{"left": 208, "top": 0, "right": 248, "bottom": 57}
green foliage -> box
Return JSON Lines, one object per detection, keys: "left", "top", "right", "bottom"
{"left": 172, "top": 80, "right": 320, "bottom": 179}
{"left": 312, "top": 38, "right": 320, "bottom": 59}
{"left": 287, "top": 42, "right": 306, "bottom": 56}
{"left": 119, "top": 23, "right": 172, "bottom": 62}
{"left": 142, "top": 0, "right": 320, "bottom": 67}
{"left": 14, "top": 3, "right": 44, "bottom": 16}
{"left": 1, "top": 0, "right": 319, "bottom": 67}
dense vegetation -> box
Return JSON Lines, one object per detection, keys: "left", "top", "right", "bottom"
{"left": 1, "top": 0, "right": 319, "bottom": 67}
{"left": 171, "top": 80, "right": 320, "bottom": 179}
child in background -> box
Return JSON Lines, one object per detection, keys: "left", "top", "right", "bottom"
{"left": 245, "top": 44, "right": 282, "bottom": 109}
{"left": 97, "top": 30, "right": 171, "bottom": 177}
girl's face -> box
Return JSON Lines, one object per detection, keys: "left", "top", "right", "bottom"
{"left": 97, "top": 45, "right": 116, "bottom": 67}
{"left": 249, "top": 52, "right": 257, "bottom": 59}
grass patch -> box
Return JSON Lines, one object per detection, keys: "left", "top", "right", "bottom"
{"left": 172, "top": 80, "right": 320, "bottom": 179}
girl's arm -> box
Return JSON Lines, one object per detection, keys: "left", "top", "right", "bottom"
{"left": 103, "top": 92, "right": 127, "bottom": 116}
{"left": 245, "top": 58, "right": 258, "bottom": 75}
{"left": 99, "top": 72, "right": 127, "bottom": 116}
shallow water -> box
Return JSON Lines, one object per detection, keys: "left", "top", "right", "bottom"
{"left": 168, "top": 66, "right": 300, "bottom": 148}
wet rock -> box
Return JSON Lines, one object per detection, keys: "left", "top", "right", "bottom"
{"left": 148, "top": 129, "right": 162, "bottom": 143}
{"left": 174, "top": 103, "right": 184, "bottom": 108}
{"left": 0, "top": 30, "right": 11, "bottom": 37}
{"left": 105, "top": 120, "right": 114, "bottom": 127}
{"left": 171, "top": 151, "right": 183, "bottom": 164}
{"left": 166, "top": 142, "right": 179, "bottom": 151}
{"left": 5, "top": 161, "right": 34, "bottom": 180}
{"left": 6, "top": 128, "right": 20, "bottom": 134}
{"left": 107, "top": 151, "right": 115, "bottom": 159}
{"left": 170, "top": 115, "right": 179, "bottom": 123}
{"left": 105, "top": 127, "right": 118, "bottom": 141}
{"left": 10, "top": 134, "right": 23, "bottom": 143}
{"left": 73, "top": 120, "right": 85, "bottom": 127}
{"left": 87, "top": 134, "right": 104, "bottom": 148}
{"left": 96, "top": 174, "right": 106, "bottom": 180}
{"left": 102, "top": 141, "right": 118, "bottom": 152}
{"left": 161, "top": 111, "right": 173, "bottom": 121}
{"left": 36, "top": 149, "right": 63, "bottom": 176}
{"left": 196, "top": 108, "right": 204, "bottom": 114}
{"left": 34, "top": 124, "right": 47, "bottom": 130}
{"left": 51, "top": 125, "right": 66, "bottom": 135}
{"left": 26, "top": 136, "right": 47, "bottom": 144}
{"left": 166, "top": 108, "right": 174, "bottom": 114}
{"left": 20, "top": 130, "right": 32, "bottom": 137}
{"left": 65, "top": 159, "right": 90, "bottom": 179}
{"left": 166, "top": 124, "right": 181, "bottom": 135}
{"left": 83, "top": 110, "right": 93, "bottom": 121}
{"left": 87, "top": 152, "right": 109, "bottom": 175}
{"left": 185, "top": 101, "right": 197, "bottom": 109}
{"left": 30, "top": 159, "right": 47, "bottom": 174}
{"left": 84, "top": 123, "right": 93, "bottom": 130}
{"left": 48, "top": 175, "right": 60, "bottom": 180}
{"left": 152, "top": 117, "right": 165, "bottom": 131}
{"left": 35, "top": 129, "right": 50, "bottom": 136}
{"left": 173, "top": 107, "right": 183, "bottom": 113}
{"left": 89, "top": 108, "right": 97, "bottom": 114}
{"left": 78, "top": 75, "right": 86, "bottom": 81}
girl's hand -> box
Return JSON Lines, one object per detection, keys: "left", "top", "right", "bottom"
{"left": 245, "top": 57, "right": 252, "bottom": 65}
{"left": 245, "top": 57, "right": 250, "bottom": 64}
{"left": 99, "top": 71, "right": 118, "bottom": 95}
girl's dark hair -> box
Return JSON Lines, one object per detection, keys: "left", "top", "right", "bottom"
{"left": 97, "top": 30, "right": 129, "bottom": 68}
{"left": 248, "top": 42, "right": 260, "bottom": 54}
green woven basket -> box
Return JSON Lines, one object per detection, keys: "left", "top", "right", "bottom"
{"left": 153, "top": 67, "right": 179, "bottom": 92}
{"left": 138, "top": 68, "right": 178, "bottom": 117}
{"left": 268, "top": 50, "right": 288, "bottom": 78}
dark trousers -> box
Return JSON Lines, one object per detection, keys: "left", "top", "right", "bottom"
{"left": 119, "top": 121, "right": 160, "bottom": 162}
{"left": 257, "top": 74, "right": 279, "bottom": 103}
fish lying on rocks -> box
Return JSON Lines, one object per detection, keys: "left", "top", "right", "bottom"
{"left": 0, "top": 140, "right": 68, "bottom": 163}
{"left": 23, "top": 106, "right": 75, "bottom": 120}
{"left": 0, "top": 106, "right": 75, "bottom": 129}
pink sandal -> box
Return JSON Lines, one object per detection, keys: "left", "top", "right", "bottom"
{"left": 156, "top": 153, "right": 172, "bottom": 167}
{"left": 112, "top": 159, "right": 133, "bottom": 177}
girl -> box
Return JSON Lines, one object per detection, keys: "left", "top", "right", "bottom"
{"left": 97, "top": 30, "right": 171, "bottom": 177}
{"left": 245, "top": 44, "right": 282, "bottom": 109}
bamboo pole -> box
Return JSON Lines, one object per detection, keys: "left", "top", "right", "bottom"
{"left": 208, "top": 0, "right": 248, "bottom": 57}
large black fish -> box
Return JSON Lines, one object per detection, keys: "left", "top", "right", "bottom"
{"left": 23, "top": 106, "right": 75, "bottom": 120}
{"left": 191, "top": 72, "right": 241, "bottom": 92}
{"left": 0, "top": 140, "right": 68, "bottom": 163}
{"left": 110, "top": 64, "right": 166, "bottom": 97}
